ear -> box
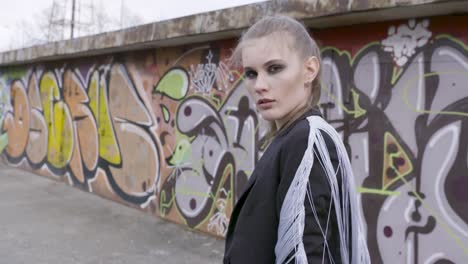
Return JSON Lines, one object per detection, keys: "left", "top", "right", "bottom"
{"left": 303, "top": 56, "right": 320, "bottom": 84}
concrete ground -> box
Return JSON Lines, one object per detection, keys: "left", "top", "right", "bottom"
{"left": 0, "top": 164, "right": 224, "bottom": 264}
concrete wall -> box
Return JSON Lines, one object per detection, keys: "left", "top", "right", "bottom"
{"left": 0, "top": 12, "right": 467, "bottom": 264}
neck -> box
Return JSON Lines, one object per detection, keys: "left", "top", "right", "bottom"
{"left": 275, "top": 103, "right": 310, "bottom": 131}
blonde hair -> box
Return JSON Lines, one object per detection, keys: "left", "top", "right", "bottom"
{"left": 231, "top": 15, "right": 322, "bottom": 140}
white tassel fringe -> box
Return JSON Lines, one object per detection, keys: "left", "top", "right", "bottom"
{"left": 275, "top": 116, "right": 370, "bottom": 264}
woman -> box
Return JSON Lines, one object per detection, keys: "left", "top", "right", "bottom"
{"left": 223, "top": 16, "right": 370, "bottom": 264}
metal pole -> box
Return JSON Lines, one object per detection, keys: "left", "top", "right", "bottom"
{"left": 120, "top": 0, "right": 124, "bottom": 28}
{"left": 71, "top": 0, "right": 76, "bottom": 39}
{"left": 48, "top": 1, "right": 56, "bottom": 42}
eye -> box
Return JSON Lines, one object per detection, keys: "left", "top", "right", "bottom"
{"left": 244, "top": 69, "right": 257, "bottom": 80}
{"left": 267, "top": 64, "right": 284, "bottom": 74}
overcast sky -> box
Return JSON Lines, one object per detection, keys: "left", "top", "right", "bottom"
{"left": 0, "top": 0, "right": 267, "bottom": 52}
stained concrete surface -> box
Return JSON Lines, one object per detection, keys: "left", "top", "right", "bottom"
{"left": 0, "top": 165, "right": 224, "bottom": 264}
{"left": 3, "top": 0, "right": 468, "bottom": 66}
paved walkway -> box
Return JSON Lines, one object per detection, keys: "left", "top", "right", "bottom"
{"left": 0, "top": 164, "right": 224, "bottom": 264}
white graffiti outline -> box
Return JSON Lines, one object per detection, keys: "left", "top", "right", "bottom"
{"left": 431, "top": 122, "right": 468, "bottom": 238}
{"left": 423, "top": 252, "right": 445, "bottom": 264}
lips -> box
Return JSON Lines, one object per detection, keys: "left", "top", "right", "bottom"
{"left": 257, "top": 98, "right": 275, "bottom": 105}
{"left": 257, "top": 98, "right": 275, "bottom": 109}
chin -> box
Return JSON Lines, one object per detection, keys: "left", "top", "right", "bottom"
{"left": 259, "top": 109, "right": 281, "bottom": 122}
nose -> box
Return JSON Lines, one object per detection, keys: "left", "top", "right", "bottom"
{"left": 253, "top": 73, "right": 268, "bottom": 94}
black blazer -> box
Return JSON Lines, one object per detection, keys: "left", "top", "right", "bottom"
{"left": 224, "top": 109, "right": 344, "bottom": 264}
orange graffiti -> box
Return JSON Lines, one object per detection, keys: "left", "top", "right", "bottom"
{"left": 26, "top": 73, "right": 48, "bottom": 165}
{"left": 107, "top": 64, "right": 160, "bottom": 196}
{"left": 63, "top": 69, "right": 99, "bottom": 182}
{"left": 3, "top": 80, "right": 30, "bottom": 158}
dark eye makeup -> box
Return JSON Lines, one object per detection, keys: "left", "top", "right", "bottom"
{"left": 267, "top": 64, "right": 284, "bottom": 74}
{"left": 243, "top": 61, "right": 285, "bottom": 80}
{"left": 244, "top": 69, "right": 257, "bottom": 80}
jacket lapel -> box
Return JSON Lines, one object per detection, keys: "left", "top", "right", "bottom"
{"left": 226, "top": 107, "right": 323, "bottom": 238}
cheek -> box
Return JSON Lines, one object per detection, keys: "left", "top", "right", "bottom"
{"left": 276, "top": 78, "right": 300, "bottom": 97}
{"left": 286, "top": 72, "right": 305, "bottom": 94}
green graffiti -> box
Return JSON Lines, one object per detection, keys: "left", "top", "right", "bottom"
{"left": 0, "top": 133, "right": 7, "bottom": 153}
{"left": 153, "top": 68, "right": 189, "bottom": 100}
{"left": 0, "top": 116, "right": 7, "bottom": 153}
{"left": 160, "top": 104, "right": 170, "bottom": 123}
{"left": 167, "top": 138, "right": 191, "bottom": 166}
{"left": 1, "top": 68, "right": 28, "bottom": 81}
{"left": 0, "top": 79, "right": 7, "bottom": 117}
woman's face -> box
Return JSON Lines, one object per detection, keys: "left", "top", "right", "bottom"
{"left": 242, "top": 34, "right": 318, "bottom": 128}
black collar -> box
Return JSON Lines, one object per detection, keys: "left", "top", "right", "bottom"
{"left": 275, "top": 107, "right": 323, "bottom": 138}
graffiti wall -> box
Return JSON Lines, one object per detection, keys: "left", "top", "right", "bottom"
{"left": 0, "top": 15, "right": 466, "bottom": 263}
{"left": 315, "top": 16, "right": 468, "bottom": 263}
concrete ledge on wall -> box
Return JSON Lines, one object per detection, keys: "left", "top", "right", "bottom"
{"left": 0, "top": 0, "right": 466, "bottom": 66}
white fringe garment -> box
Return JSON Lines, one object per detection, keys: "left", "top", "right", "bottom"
{"left": 275, "top": 116, "right": 370, "bottom": 264}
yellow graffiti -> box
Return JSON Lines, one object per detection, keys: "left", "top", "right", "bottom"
{"left": 357, "top": 187, "right": 400, "bottom": 196}
{"left": 436, "top": 35, "right": 468, "bottom": 51}
{"left": 403, "top": 71, "right": 468, "bottom": 117}
{"left": 195, "top": 163, "right": 234, "bottom": 229}
{"left": 88, "top": 72, "right": 99, "bottom": 117}
{"left": 357, "top": 132, "right": 413, "bottom": 196}
{"left": 351, "top": 89, "right": 366, "bottom": 118}
{"left": 321, "top": 84, "right": 367, "bottom": 118}
{"left": 391, "top": 66, "right": 404, "bottom": 85}
{"left": 40, "top": 72, "right": 73, "bottom": 168}
{"left": 382, "top": 132, "right": 413, "bottom": 190}
{"left": 88, "top": 70, "right": 121, "bottom": 165}
{"left": 159, "top": 189, "right": 176, "bottom": 217}
{"left": 399, "top": 176, "right": 468, "bottom": 255}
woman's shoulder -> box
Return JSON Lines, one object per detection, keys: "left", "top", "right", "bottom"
{"left": 279, "top": 118, "right": 310, "bottom": 144}
{"left": 276, "top": 108, "right": 323, "bottom": 140}
{"left": 279, "top": 115, "right": 338, "bottom": 152}
{"left": 274, "top": 118, "right": 312, "bottom": 158}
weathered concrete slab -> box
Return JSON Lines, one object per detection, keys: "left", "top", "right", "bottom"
{"left": 0, "top": 0, "right": 467, "bottom": 65}
{"left": 0, "top": 165, "right": 224, "bottom": 264}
